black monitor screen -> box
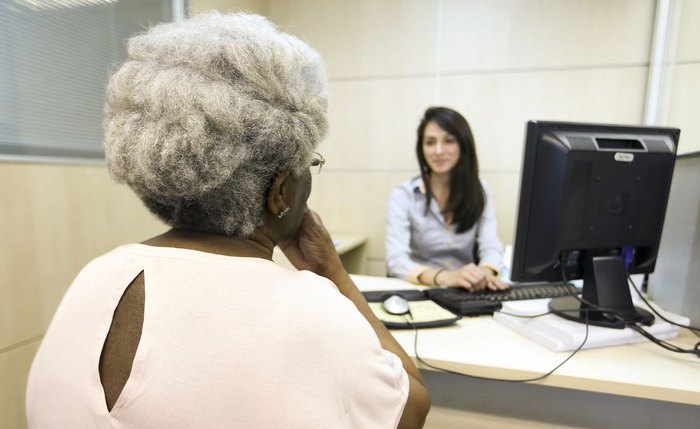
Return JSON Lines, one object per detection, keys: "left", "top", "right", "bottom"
{"left": 511, "top": 120, "right": 679, "bottom": 328}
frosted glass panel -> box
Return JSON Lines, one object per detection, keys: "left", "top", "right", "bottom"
{"left": 0, "top": 0, "right": 175, "bottom": 162}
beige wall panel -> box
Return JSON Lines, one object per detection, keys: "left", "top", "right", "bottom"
{"left": 190, "top": 0, "right": 268, "bottom": 15}
{"left": 668, "top": 63, "right": 700, "bottom": 154}
{"left": 480, "top": 171, "right": 521, "bottom": 247}
{"left": 439, "top": 67, "right": 649, "bottom": 173}
{"left": 676, "top": 0, "right": 700, "bottom": 62}
{"left": 268, "top": 0, "right": 438, "bottom": 79}
{"left": 0, "top": 163, "right": 166, "bottom": 349}
{"left": 323, "top": 78, "right": 437, "bottom": 171}
{"left": 308, "top": 171, "right": 415, "bottom": 261}
{"left": 0, "top": 341, "right": 39, "bottom": 429}
{"left": 440, "top": 0, "right": 655, "bottom": 72}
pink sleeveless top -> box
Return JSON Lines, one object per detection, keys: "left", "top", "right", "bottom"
{"left": 27, "top": 244, "right": 408, "bottom": 428}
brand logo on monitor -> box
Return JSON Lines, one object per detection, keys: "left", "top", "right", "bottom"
{"left": 614, "top": 152, "right": 634, "bottom": 162}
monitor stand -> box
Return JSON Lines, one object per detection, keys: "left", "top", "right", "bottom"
{"left": 549, "top": 255, "right": 654, "bottom": 329}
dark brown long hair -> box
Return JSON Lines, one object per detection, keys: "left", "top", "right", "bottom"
{"left": 416, "top": 107, "right": 485, "bottom": 233}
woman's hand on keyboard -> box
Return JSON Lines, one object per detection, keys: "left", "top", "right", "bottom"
{"left": 438, "top": 264, "right": 509, "bottom": 292}
{"left": 478, "top": 266, "right": 509, "bottom": 291}
{"left": 482, "top": 272, "right": 509, "bottom": 291}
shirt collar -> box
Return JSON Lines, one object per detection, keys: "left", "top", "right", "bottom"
{"left": 410, "top": 176, "right": 426, "bottom": 195}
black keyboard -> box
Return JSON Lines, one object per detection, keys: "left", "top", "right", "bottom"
{"left": 425, "top": 283, "right": 582, "bottom": 316}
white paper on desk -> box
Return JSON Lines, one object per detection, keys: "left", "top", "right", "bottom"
{"left": 494, "top": 299, "right": 686, "bottom": 352}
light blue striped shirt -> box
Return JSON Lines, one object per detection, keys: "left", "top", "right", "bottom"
{"left": 385, "top": 176, "right": 503, "bottom": 282}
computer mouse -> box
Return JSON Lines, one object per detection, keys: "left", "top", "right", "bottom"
{"left": 382, "top": 294, "right": 411, "bottom": 315}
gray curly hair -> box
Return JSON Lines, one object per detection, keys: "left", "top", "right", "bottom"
{"left": 104, "top": 11, "right": 328, "bottom": 237}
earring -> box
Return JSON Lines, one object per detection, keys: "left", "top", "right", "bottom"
{"left": 277, "top": 207, "right": 291, "bottom": 219}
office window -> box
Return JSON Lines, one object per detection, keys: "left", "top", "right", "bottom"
{"left": 0, "top": 0, "right": 180, "bottom": 163}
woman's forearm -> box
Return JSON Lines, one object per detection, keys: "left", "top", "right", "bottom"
{"left": 322, "top": 267, "right": 424, "bottom": 383}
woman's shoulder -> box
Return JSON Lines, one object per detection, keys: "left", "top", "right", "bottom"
{"left": 478, "top": 177, "right": 494, "bottom": 195}
{"left": 387, "top": 177, "right": 423, "bottom": 212}
{"left": 391, "top": 175, "right": 422, "bottom": 195}
{"left": 71, "top": 244, "right": 142, "bottom": 278}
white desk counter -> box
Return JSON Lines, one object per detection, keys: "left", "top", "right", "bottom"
{"left": 352, "top": 274, "right": 700, "bottom": 427}
{"left": 332, "top": 234, "right": 366, "bottom": 255}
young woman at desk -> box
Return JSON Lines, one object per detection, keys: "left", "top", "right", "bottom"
{"left": 386, "top": 107, "right": 508, "bottom": 292}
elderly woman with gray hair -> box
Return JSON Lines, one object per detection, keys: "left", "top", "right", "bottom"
{"left": 26, "top": 12, "right": 429, "bottom": 429}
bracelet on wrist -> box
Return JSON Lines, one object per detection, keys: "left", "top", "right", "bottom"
{"left": 432, "top": 268, "right": 445, "bottom": 286}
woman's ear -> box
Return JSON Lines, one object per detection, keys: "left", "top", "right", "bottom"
{"left": 266, "top": 171, "right": 291, "bottom": 217}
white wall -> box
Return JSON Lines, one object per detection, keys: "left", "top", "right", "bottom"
{"left": 664, "top": 0, "right": 700, "bottom": 154}
{"left": 264, "top": 0, "right": 659, "bottom": 275}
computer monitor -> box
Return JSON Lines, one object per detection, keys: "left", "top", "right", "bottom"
{"left": 511, "top": 120, "right": 680, "bottom": 328}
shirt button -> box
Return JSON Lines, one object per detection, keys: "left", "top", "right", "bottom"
{"left": 446, "top": 240, "right": 452, "bottom": 249}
